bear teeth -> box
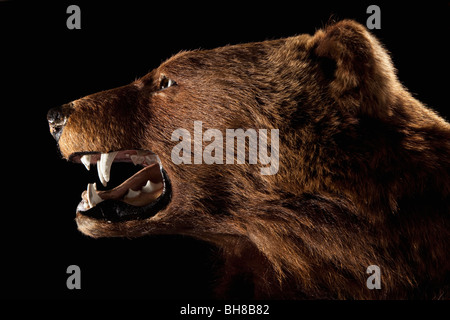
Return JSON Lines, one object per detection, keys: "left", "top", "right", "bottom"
{"left": 97, "top": 152, "right": 118, "bottom": 187}
{"left": 86, "top": 183, "right": 103, "bottom": 209}
{"left": 130, "top": 152, "right": 157, "bottom": 166}
{"left": 123, "top": 180, "right": 163, "bottom": 200}
{"left": 142, "top": 180, "right": 163, "bottom": 193}
{"left": 82, "top": 178, "right": 163, "bottom": 210}
{"left": 125, "top": 188, "right": 141, "bottom": 199}
{"left": 80, "top": 154, "right": 91, "bottom": 170}
{"left": 76, "top": 150, "right": 165, "bottom": 211}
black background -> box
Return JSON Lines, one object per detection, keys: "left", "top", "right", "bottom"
{"left": 0, "top": 0, "right": 448, "bottom": 307}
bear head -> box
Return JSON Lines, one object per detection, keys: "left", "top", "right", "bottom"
{"left": 47, "top": 20, "right": 450, "bottom": 299}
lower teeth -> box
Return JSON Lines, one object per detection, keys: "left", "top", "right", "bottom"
{"left": 121, "top": 187, "right": 163, "bottom": 206}
{"left": 81, "top": 182, "right": 163, "bottom": 210}
{"left": 81, "top": 166, "right": 164, "bottom": 210}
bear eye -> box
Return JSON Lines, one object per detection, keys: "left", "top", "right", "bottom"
{"left": 159, "top": 76, "right": 176, "bottom": 90}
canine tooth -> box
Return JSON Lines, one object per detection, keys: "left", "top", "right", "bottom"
{"left": 142, "top": 180, "right": 163, "bottom": 193}
{"left": 80, "top": 155, "right": 91, "bottom": 171}
{"left": 97, "top": 162, "right": 107, "bottom": 187}
{"left": 125, "top": 188, "right": 141, "bottom": 199}
{"left": 98, "top": 152, "right": 118, "bottom": 186}
{"left": 87, "top": 183, "right": 103, "bottom": 208}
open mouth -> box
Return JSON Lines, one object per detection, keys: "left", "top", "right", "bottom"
{"left": 69, "top": 150, "right": 171, "bottom": 222}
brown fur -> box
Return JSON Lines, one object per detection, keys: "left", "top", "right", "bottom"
{"left": 53, "top": 20, "right": 450, "bottom": 299}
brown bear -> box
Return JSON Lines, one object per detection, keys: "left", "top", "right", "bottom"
{"left": 47, "top": 20, "right": 450, "bottom": 299}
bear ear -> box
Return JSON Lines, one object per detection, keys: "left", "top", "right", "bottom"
{"left": 312, "top": 20, "right": 399, "bottom": 117}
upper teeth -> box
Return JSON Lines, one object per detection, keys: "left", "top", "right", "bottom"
{"left": 80, "top": 154, "right": 91, "bottom": 170}
{"left": 130, "top": 153, "right": 157, "bottom": 166}
{"left": 97, "top": 152, "right": 118, "bottom": 187}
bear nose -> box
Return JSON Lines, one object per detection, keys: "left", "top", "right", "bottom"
{"left": 47, "top": 103, "right": 73, "bottom": 141}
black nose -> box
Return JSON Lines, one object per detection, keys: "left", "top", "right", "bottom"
{"left": 47, "top": 103, "right": 73, "bottom": 141}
